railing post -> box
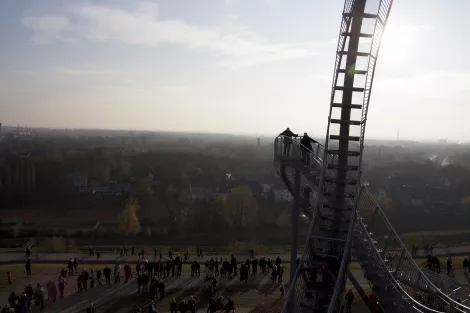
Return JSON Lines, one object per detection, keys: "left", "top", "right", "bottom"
{"left": 393, "top": 248, "right": 407, "bottom": 278}
{"left": 347, "top": 269, "right": 376, "bottom": 313}
{"left": 291, "top": 169, "right": 301, "bottom": 287}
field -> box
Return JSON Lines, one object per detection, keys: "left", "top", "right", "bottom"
{"left": 402, "top": 230, "right": 470, "bottom": 246}
{"left": 0, "top": 263, "right": 103, "bottom": 301}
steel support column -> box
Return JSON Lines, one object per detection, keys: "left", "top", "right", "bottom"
{"left": 334, "top": 0, "right": 367, "bottom": 244}
{"left": 347, "top": 269, "right": 377, "bottom": 313}
{"left": 291, "top": 169, "right": 301, "bottom": 285}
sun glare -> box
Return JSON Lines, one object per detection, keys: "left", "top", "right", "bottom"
{"left": 380, "top": 23, "right": 413, "bottom": 62}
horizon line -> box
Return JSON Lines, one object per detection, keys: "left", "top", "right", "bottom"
{"left": 1, "top": 124, "right": 465, "bottom": 143}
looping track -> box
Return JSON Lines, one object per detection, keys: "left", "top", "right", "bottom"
{"left": 275, "top": 137, "right": 470, "bottom": 313}
{"left": 274, "top": 0, "right": 470, "bottom": 312}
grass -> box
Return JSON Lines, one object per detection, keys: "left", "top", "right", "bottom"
{"left": 0, "top": 243, "right": 297, "bottom": 255}
{"left": 0, "top": 263, "right": 58, "bottom": 290}
{"left": 401, "top": 230, "right": 470, "bottom": 247}
{"left": 0, "top": 263, "right": 108, "bottom": 290}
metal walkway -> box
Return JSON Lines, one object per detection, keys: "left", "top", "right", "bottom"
{"left": 273, "top": 0, "right": 470, "bottom": 311}
{"left": 274, "top": 136, "right": 470, "bottom": 313}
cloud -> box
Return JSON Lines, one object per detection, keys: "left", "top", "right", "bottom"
{"left": 16, "top": 69, "right": 35, "bottom": 76}
{"left": 21, "top": 2, "right": 318, "bottom": 69}
{"left": 50, "top": 66, "right": 140, "bottom": 90}
{"left": 20, "top": 15, "right": 72, "bottom": 44}
{"left": 311, "top": 74, "right": 331, "bottom": 82}
{"left": 410, "top": 25, "right": 434, "bottom": 33}
{"left": 51, "top": 67, "right": 118, "bottom": 78}
{"left": 159, "top": 85, "right": 190, "bottom": 94}
{"left": 375, "top": 71, "right": 470, "bottom": 99}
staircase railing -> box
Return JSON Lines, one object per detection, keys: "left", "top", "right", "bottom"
{"left": 354, "top": 177, "right": 470, "bottom": 312}
{"left": 355, "top": 212, "right": 463, "bottom": 313}
{"left": 275, "top": 136, "right": 470, "bottom": 312}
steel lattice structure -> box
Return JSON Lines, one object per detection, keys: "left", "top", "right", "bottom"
{"left": 274, "top": 0, "right": 470, "bottom": 312}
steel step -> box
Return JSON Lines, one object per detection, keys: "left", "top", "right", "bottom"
{"left": 343, "top": 12, "right": 379, "bottom": 19}
{"left": 329, "top": 135, "right": 360, "bottom": 141}
{"left": 331, "top": 102, "right": 363, "bottom": 109}
{"left": 327, "top": 164, "right": 359, "bottom": 170}
{"left": 323, "top": 202, "right": 353, "bottom": 211}
{"left": 341, "top": 32, "right": 374, "bottom": 38}
{"left": 339, "top": 51, "right": 371, "bottom": 57}
{"left": 311, "top": 235, "right": 347, "bottom": 243}
{"left": 324, "top": 190, "right": 357, "bottom": 198}
{"left": 334, "top": 86, "right": 365, "bottom": 92}
{"left": 328, "top": 149, "right": 361, "bottom": 157}
{"left": 330, "top": 118, "right": 362, "bottom": 126}
{"left": 324, "top": 177, "right": 358, "bottom": 185}
{"left": 337, "top": 69, "right": 368, "bottom": 75}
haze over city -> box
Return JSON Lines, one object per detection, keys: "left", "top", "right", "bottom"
{"left": 4, "top": 1, "right": 470, "bottom": 312}
{"left": 1, "top": 0, "right": 469, "bottom": 141}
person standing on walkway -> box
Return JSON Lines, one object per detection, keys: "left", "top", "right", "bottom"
{"left": 86, "top": 303, "right": 95, "bottom": 313}
{"left": 279, "top": 128, "right": 298, "bottom": 156}
{"left": 25, "top": 258, "right": 32, "bottom": 276}
{"left": 90, "top": 269, "right": 95, "bottom": 288}
{"left": 345, "top": 289, "right": 354, "bottom": 313}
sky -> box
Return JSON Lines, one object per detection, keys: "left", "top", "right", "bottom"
{"left": 0, "top": 0, "right": 469, "bottom": 141}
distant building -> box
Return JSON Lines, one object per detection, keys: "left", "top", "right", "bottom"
{"left": 217, "top": 179, "right": 262, "bottom": 196}
{"left": 377, "top": 189, "right": 387, "bottom": 200}
{"left": 73, "top": 175, "right": 88, "bottom": 187}
{"left": 261, "top": 183, "right": 274, "bottom": 194}
{"left": 189, "top": 183, "right": 212, "bottom": 200}
{"left": 273, "top": 188, "right": 294, "bottom": 202}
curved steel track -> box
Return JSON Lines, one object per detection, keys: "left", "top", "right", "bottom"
{"left": 275, "top": 0, "right": 470, "bottom": 312}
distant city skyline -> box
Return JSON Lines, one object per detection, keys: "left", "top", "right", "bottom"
{"left": 1, "top": 123, "right": 464, "bottom": 144}
{"left": 1, "top": 0, "right": 469, "bottom": 141}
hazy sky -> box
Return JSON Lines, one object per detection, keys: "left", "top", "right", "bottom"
{"left": 0, "top": 0, "right": 469, "bottom": 141}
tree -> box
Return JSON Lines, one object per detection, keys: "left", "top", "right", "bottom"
{"left": 136, "top": 182, "right": 154, "bottom": 197}
{"left": 462, "top": 196, "right": 470, "bottom": 213}
{"left": 117, "top": 197, "right": 141, "bottom": 236}
{"left": 221, "top": 186, "right": 259, "bottom": 228}
{"left": 44, "top": 236, "right": 66, "bottom": 252}
{"left": 276, "top": 211, "right": 291, "bottom": 229}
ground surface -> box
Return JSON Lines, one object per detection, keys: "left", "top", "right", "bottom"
{"left": 3, "top": 251, "right": 470, "bottom": 313}
{"left": 0, "top": 253, "right": 293, "bottom": 265}
{"left": 3, "top": 244, "right": 470, "bottom": 266}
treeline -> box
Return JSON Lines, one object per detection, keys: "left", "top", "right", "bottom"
{"left": 0, "top": 148, "right": 277, "bottom": 202}
{"left": 118, "top": 187, "right": 294, "bottom": 238}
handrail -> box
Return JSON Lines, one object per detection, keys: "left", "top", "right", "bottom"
{"left": 355, "top": 216, "right": 460, "bottom": 313}
{"left": 327, "top": 187, "right": 357, "bottom": 313}
{"left": 274, "top": 135, "right": 324, "bottom": 164}
{"left": 275, "top": 136, "right": 470, "bottom": 312}
{"left": 359, "top": 186, "right": 470, "bottom": 311}
{"left": 280, "top": 193, "right": 321, "bottom": 311}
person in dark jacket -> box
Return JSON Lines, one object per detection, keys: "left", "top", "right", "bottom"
{"left": 345, "top": 289, "right": 354, "bottom": 313}
{"left": 279, "top": 128, "right": 298, "bottom": 156}
{"left": 178, "top": 300, "right": 188, "bottom": 313}
{"left": 148, "top": 300, "right": 158, "bottom": 313}
{"left": 300, "top": 132, "right": 317, "bottom": 165}
{"left": 170, "top": 299, "right": 177, "bottom": 313}
{"left": 188, "top": 296, "right": 196, "bottom": 313}
{"left": 86, "top": 303, "right": 95, "bottom": 313}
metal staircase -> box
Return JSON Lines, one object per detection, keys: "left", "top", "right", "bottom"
{"left": 275, "top": 137, "right": 470, "bottom": 313}
{"left": 274, "top": 0, "right": 470, "bottom": 312}
{"left": 276, "top": 0, "right": 395, "bottom": 312}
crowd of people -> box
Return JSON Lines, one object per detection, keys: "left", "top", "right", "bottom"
{"left": 2, "top": 247, "right": 287, "bottom": 312}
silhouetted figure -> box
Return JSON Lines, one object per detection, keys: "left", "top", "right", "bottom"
{"left": 25, "top": 258, "right": 32, "bottom": 276}
{"left": 300, "top": 132, "right": 317, "bottom": 165}
{"left": 345, "top": 289, "right": 354, "bottom": 313}
{"left": 279, "top": 128, "right": 298, "bottom": 156}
